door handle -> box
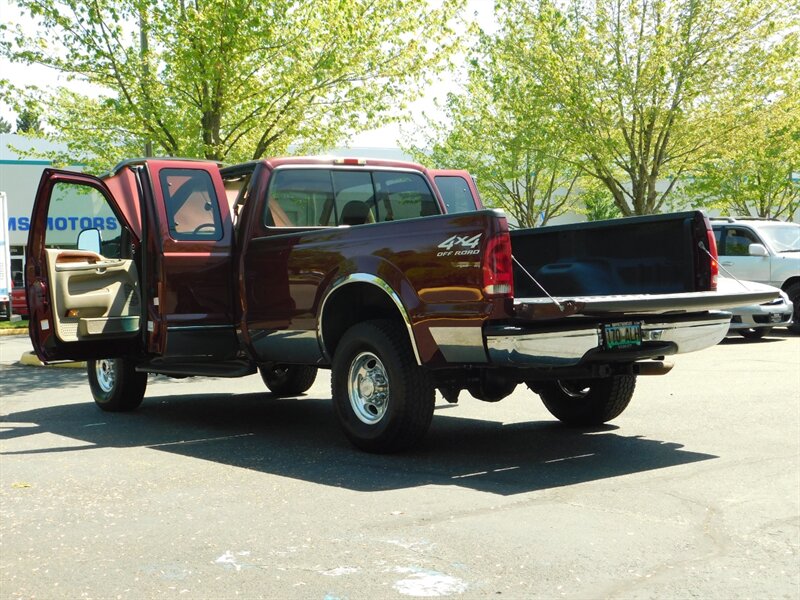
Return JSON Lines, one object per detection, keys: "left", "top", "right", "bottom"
{"left": 721, "top": 262, "right": 734, "bottom": 267}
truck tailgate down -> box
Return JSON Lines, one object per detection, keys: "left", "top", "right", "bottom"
{"left": 514, "top": 280, "right": 780, "bottom": 319}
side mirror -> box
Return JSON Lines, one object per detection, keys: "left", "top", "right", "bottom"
{"left": 748, "top": 243, "right": 768, "bottom": 257}
{"left": 77, "top": 228, "right": 102, "bottom": 255}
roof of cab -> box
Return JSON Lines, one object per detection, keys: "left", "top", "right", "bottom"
{"left": 259, "top": 155, "right": 427, "bottom": 172}
{"left": 107, "top": 155, "right": 427, "bottom": 179}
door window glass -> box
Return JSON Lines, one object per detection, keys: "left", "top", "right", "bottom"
{"left": 722, "top": 228, "right": 760, "bottom": 256}
{"left": 713, "top": 227, "right": 722, "bottom": 248}
{"left": 434, "top": 176, "right": 476, "bottom": 213}
{"left": 266, "top": 169, "right": 335, "bottom": 227}
{"left": 160, "top": 169, "right": 223, "bottom": 240}
{"left": 44, "top": 182, "right": 123, "bottom": 257}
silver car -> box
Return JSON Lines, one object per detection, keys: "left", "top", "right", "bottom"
{"left": 727, "top": 289, "right": 793, "bottom": 339}
{"left": 711, "top": 218, "right": 800, "bottom": 333}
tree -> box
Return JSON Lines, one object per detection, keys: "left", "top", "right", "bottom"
{"left": 1, "top": 0, "right": 464, "bottom": 171}
{"left": 409, "top": 29, "right": 581, "bottom": 228}
{"left": 15, "top": 107, "right": 42, "bottom": 134}
{"left": 501, "top": 0, "right": 798, "bottom": 216}
{"left": 577, "top": 180, "right": 623, "bottom": 222}
{"left": 0, "top": 116, "right": 11, "bottom": 134}
{"left": 681, "top": 82, "right": 800, "bottom": 220}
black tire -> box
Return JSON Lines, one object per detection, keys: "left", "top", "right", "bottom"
{"left": 534, "top": 374, "right": 636, "bottom": 426}
{"left": 786, "top": 282, "right": 800, "bottom": 334}
{"left": 331, "top": 319, "right": 434, "bottom": 453}
{"left": 259, "top": 364, "right": 318, "bottom": 397}
{"left": 739, "top": 327, "right": 771, "bottom": 340}
{"left": 87, "top": 358, "right": 147, "bottom": 412}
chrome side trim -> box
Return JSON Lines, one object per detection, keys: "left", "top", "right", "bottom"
{"left": 486, "top": 316, "right": 730, "bottom": 367}
{"left": 429, "top": 326, "right": 488, "bottom": 363}
{"left": 318, "top": 274, "right": 421, "bottom": 366}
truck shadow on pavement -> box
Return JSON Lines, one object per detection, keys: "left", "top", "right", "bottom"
{"left": 1, "top": 371, "right": 716, "bottom": 497}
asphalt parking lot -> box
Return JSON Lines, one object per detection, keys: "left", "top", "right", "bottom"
{"left": 1, "top": 332, "right": 798, "bottom": 599}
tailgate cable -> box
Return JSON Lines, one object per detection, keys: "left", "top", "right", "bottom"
{"left": 697, "top": 242, "right": 752, "bottom": 290}
{"left": 512, "top": 255, "right": 564, "bottom": 312}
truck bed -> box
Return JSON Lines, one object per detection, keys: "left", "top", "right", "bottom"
{"left": 510, "top": 212, "right": 705, "bottom": 297}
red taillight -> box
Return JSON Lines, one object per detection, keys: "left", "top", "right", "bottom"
{"left": 707, "top": 228, "right": 719, "bottom": 291}
{"left": 482, "top": 231, "right": 514, "bottom": 297}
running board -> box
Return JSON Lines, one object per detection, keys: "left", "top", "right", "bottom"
{"left": 137, "top": 359, "right": 257, "bottom": 378}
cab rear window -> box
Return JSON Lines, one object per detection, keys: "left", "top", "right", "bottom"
{"left": 265, "top": 168, "right": 439, "bottom": 227}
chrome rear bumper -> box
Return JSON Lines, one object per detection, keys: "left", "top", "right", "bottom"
{"left": 486, "top": 314, "right": 731, "bottom": 367}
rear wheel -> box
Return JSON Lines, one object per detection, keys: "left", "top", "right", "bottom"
{"left": 259, "top": 365, "right": 318, "bottom": 397}
{"left": 331, "top": 319, "right": 434, "bottom": 453}
{"left": 87, "top": 358, "right": 147, "bottom": 412}
{"left": 739, "top": 327, "right": 771, "bottom": 340}
{"left": 533, "top": 374, "right": 636, "bottom": 426}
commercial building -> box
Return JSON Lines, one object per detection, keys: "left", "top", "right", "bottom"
{"left": 0, "top": 133, "right": 84, "bottom": 284}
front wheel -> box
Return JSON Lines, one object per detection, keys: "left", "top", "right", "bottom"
{"left": 331, "top": 320, "right": 434, "bottom": 453}
{"left": 259, "top": 364, "right": 318, "bottom": 397}
{"left": 87, "top": 358, "right": 147, "bottom": 412}
{"left": 533, "top": 374, "right": 636, "bottom": 426}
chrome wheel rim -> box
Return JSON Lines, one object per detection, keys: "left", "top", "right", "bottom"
{"left": 348, "top": 351, "right": 389, "bottom": 425}
{"left": 95, "top": 359, "right": 116, "bottom": 393}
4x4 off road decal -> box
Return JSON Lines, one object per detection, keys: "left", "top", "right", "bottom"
{"left": 437, "top": 233, "right": 482, "bottom": 257}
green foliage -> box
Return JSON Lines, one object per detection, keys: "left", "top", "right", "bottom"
{"left": 577, "top": 181, "right": 623, "bottom": 222}
{"left": 408, "top": 23, "right": 582, "bottom": 228}
{"left": 15, "top": 107, "right": 42, "bottom": 134}
{"left": 0, "top": 319, "right": 28, "bottom": 330}
{"left": 681, "top": 81, "right": 800, "bottom": 220}
{"left": 2, "top": 0, "right": 465, "bottom": 172}
{"left": 0, "top": 116, "right": 11, "bottom": 134}
{"left": 497, "top": 0, "right": 798, "bottom": 216}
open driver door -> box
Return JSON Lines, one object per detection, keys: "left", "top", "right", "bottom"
{"left": 26, "top": 169, "right": 143, "bottom": 363}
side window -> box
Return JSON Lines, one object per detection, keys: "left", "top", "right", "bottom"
{"left": 434, "top": 176, "right": 477, "bottom": 213}
{"left": 373, "top": 172, "right": 438, "bottom": 222}
{"left": 44, "top": 182, "right": 123, "bottom": 258}
{"left": 713, "top": 227, "right": 722, "bottom": 250}
{"left": 266, "top": 169, "right": 335, "bottom": 227}
{"left": 160, "top": 169, "right": 222, "bottom": 241}
{"left": 723, "top": 228, "right": 759, "bottom": 256}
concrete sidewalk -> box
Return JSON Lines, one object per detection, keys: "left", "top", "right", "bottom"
{"left": 0, "top": 333, "right": 85, "bottom": 368}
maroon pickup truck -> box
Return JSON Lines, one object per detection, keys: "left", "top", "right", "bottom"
{"left": 25, "top": 157, "right": 776, "bottom": 452}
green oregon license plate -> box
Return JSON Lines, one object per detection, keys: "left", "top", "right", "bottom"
{"left": 603, "top": 322, "right": 642, "bottom": 349}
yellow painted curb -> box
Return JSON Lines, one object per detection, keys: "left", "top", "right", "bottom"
{"left": 0, "top": 329, "right": 28, "bottom": 336}
{"left": 19, "top": 351, "right": 86, "bottom": 369}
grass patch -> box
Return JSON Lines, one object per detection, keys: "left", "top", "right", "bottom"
{"left": 0, "top": 319, "right": 28, "bottom": 330}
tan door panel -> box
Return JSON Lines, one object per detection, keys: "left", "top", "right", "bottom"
{"left": 45, "top": 249, "right": 141, "bottom": 342}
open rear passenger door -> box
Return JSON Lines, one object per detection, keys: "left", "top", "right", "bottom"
{"left": 26, "top": 169, "right": 142, "bottom": 362}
